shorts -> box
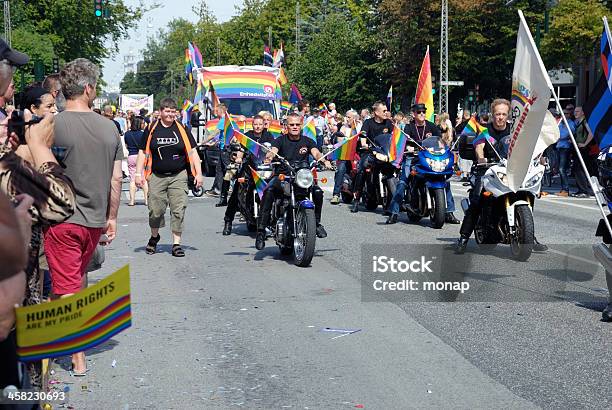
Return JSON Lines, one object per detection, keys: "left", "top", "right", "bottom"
{"left": 128, "top": 154, "right": 138, "bottom": 181}
{"left": 44, "top": 223, "right": 104, "bottom": 295}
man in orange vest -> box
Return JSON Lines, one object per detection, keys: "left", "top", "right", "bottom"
{"left": 135, "top": 97, "right": 203, "bottom": 257}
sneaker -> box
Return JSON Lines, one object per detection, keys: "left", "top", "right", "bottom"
{"left": 571, "top": 192, "right": 589, "bottom": 198}
{"left": 330, "top": 195, "right": 340, "bottom": 205}
{"left": 205, "top": 189, "right": 220, "bottom": 197}
{"left": 533, "top": 238, "right": 548, "bottom": 252}
{"left": 556, "top": 190, "right": 569, "bottom": 197}
{"left": 316, "top": 224, "right": 327, "bottom": 238}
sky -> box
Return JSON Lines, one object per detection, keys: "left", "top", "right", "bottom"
{"left": 102, "top": 0, "right": 244, "bottom": 93}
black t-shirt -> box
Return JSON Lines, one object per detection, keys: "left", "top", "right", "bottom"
{"left": 271, "top": 134, "right": 317, "bottom": 172}
{"left": 486, "top": 123, "right": 511, "bottom": 159}
{"left": 361, "top": 118, "right": 394, "bottom": 143}
{"left": 140, "top": 121, "right": 197, "bottom": 175}
{"left": 404, "top": 121, "right": 440, "bottom": 147}
{"left": 246, "top": 130, "right": 275, "bottom": 165}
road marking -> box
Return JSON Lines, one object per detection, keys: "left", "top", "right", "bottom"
{"left": 547, "top": 248, "right": 603, "bottom": 267}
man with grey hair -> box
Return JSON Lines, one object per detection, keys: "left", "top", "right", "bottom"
{"left": 44, "top": 58, "right": 124, "bottom": 375}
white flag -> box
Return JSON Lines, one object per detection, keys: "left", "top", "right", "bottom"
{"left": 532, "top": 111, "right": 560, "bottom": 160}
{"left": 506, "top": 10, "right": 554, "bottom": 191}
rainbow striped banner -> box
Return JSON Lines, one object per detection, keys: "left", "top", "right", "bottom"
{"left": 472, "top": 127, "right": 496, "bottom": 147}
{"left": 302, "top": 118, "right": 317, "bottom": 142}
{"left": 222, "top": 112, "right": 237, "bottom": 148}
{"left": 268, "top": 119, "right": 282, "bottom": 138}
{"left": 389, "top": 124, "right": 407, "bottom": 167}
{"left": 16, "top": 266, "right": 131, "bottom": 362}
{"left": 328, "top": 134, "right": 359, "bottom": 161}
{"left": 280, "top": 101, "right": 292, "bottom": 111}
{"left": 249, "top": 166, "right": 269, "bottom": 199}
{"left": 415, "top": 46, "right": 435, "bottom": 122}
{"left": 233, "top": 129, "right": 264, "bottom": 158}
{"left": 462, "top": 116, "right": 482, "bottom": 135}
{"left": 201, "top": 71, "right": 281, "bottom": 100}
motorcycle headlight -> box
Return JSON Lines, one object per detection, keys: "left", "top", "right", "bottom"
{"left": 260, "top": 170, "right": 273, "bottom": 179}
{"left": 496, "top": 172, "right": 508, "bottom": 184}
{"left": 523, "top": 172, "right": 543, "bottom": 188}
{"left": 296, "top": 168, "right": 314, "bottom": 188}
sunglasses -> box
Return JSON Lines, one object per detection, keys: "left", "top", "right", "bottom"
{"left": 287, "top": 123, "right": 301, "bottom": 126}
{"left": 415, "top": 110, "right": 426, "bottom": 114}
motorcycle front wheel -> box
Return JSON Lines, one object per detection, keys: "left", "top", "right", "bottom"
{"left": 429, "top": 188, "right": 446, "bottom": 229}
{"left": 293, "top": 208, "right": 317, "bottom": 267}
{"left": 510, "top": 205, "right": 534, "bottom": 262}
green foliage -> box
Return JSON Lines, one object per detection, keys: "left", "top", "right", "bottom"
{"left": 541, "top": 0, "right": 607, "bottom": 67}
{"left": 119, "top": 0, "right": 607, "bottom": 113}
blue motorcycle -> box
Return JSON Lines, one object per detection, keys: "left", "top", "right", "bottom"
{"left": 405, "top": 136, "right": 455, "bottom": 229}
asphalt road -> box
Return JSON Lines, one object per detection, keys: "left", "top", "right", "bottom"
{"left": 49, "top": 175, "right": 611, "bottom": 409}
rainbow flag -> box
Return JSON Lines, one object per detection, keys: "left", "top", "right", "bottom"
{"left": 328, "top": 134, "right": 359, "bottom": 161}
{"left": 267, "top": 119, "right": 283, "bottom": 138}
{"left": 222, "top": 112, "right": 237, "bottom": 148}
{"left": 317, "top": 103, "right": 327, "bottom": 111}
{"left": 188, "top": 42, "right": 197, "bottom": 69}
{"left": 302, "top": 117, "right": 317, "bottom": 142}
{"left": 184, "top": 48, "right": 193, "bottom": 84}
{"left": 472, "top": 127, "right": 496, "bottom": 147}
{"left": 278, "top": 67, "right": 288, "bottom": 86}
{"left": 205, "top": 81, "right": 220, "bottom": 112}
{"left": 280, "top": 101, "right": 292, "bottom": 111}
{"left": 15, "top": 266, "right": 131, "bottom": 362}
{"left": 234, "top": 129, "right": 263, "bottom": 158}
{"left": 462, "top": 116, "right": 482, "bottom": 135}
{"left": 289, "top": 84, "right": 302, "bottom": 104}
{"left": 194, "top": 78, "right": 204, "bottom": 104}
{"left": 192, "top": 43, "right": 203, "bottom": 68}
{"left": 181, "top": 100, "right": 194, "bottom": 125}
{"left": 415, "top": 46, "right": 435, "bottom": 122}
{"left": 250, "top": 166, "right": 268, "bottom": 199}
{"left": 389, "top": 124, "right": 408, "bottom": 167}
{"left": 201, "top": 71, "right": 281, "bottom": 100}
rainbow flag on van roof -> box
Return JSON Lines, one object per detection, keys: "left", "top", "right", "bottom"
{"left": 201, "top": 71, "right": 281, "bottom": 100}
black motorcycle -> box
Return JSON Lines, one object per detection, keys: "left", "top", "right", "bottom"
{"left": 361, "top": 151, "right": 398, "bottom": 212}
{"left": 234, "top": 162, "right": 275, "bottom": 233}
{"left": 264, "top": 159, "right": 320, "bottom": 267}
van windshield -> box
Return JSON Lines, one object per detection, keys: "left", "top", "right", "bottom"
{"left": 221, "top": 99, "right": 276, "bottom": 119}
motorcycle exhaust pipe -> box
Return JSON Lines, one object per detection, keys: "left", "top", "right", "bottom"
{"left": 461, "top": 198, "right": 470, "bottom": 212}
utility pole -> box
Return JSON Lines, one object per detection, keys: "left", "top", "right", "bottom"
{"left": 295, "top": 2, "right": 299, "bottom": 54}
{"left": 439, "top": 0, "right": 449, "bottom": 114}
{"left": 268, "top": 26, "right": 272, "bottom": 50}
{"left": 217, "top": 37, "right": 221, "bottom": 65}
{"left": 3, "top": 0, "right": 11, "bottom": 46}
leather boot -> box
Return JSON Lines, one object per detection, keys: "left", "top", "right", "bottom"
{"left": 216, "top": 180, "right": 230, "bottom": 207}
{"left": 222, "top": 220, "right": 232, "bottom": 235}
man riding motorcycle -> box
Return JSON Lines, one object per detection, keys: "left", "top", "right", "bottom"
{"left": 350, "top": 101, "right": 395, "bottom": 213}
{"left": 223, "top": 115, "right": 275, "bottom": 235}
{"left": 256, "top": 112, "right": 332, "bottom": 250}
{"left": 455, "top": 98, "right": 547, "bottom": 253}
{"left": 386, "top": 103, "right": 451, "bottom": 224}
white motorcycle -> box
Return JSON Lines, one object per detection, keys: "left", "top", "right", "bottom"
{"left": 461, "top": 158, "right": 544, "bottom": 261}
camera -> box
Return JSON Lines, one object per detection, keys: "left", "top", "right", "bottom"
{"left": 7, "top": 110, "right": 43, "bottom": 144}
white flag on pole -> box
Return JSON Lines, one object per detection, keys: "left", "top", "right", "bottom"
{"left": 506, "top": 10, "right": 554, "bottom": 191}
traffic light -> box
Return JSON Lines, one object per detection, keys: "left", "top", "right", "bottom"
{"left": 33, "top": 60, "right": 45, "bottom": 82}
{"left": 52, "top": 57, "right": 59, "bottom": 73}
{"left": 94, "top": 0, "right": 103, "bottom": 17}
{"left": 468, "top": 89, "right": 475, "bottom": 102}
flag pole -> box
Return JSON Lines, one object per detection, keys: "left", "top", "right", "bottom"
{"left": 535, "top": 14, "right": 612, "bottom": 240}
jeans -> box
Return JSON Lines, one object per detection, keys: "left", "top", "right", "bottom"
{"left": 459, "top": 172, "right": 485, "bottom": 238}
{"left": 333, "top": 161, "right": 350, "bottom": 196}
{"left": 558, "top": 148, "right": 571, "bottom": 192}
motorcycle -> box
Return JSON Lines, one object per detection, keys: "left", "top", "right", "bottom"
{"left": 235, "top": 161, "right": 275, "bottom": 233}
{"left": 264, "top": 159, "right": 320, "bottom": 267}
{"left": 340, "top": 155, "right": 360, "bottom": 204}
{"left": 404, "top": 136, "right": 455, "bottom": 229}
{"left": 461, "top": 157, "right": 543, "bottom": 261}
{"left": 361, "top": 150, "right": 398, "bottom": 212}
